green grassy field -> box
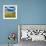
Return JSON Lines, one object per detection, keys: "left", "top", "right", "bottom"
{"left": 5, "top": 12, "right": 16, "bottom": 18}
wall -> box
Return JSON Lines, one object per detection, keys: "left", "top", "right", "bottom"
{"left": 0, "top": 0, "right": 19, "bottom": 44}
{"left": 20, "top": 0, "right": 46, "bottom": 24}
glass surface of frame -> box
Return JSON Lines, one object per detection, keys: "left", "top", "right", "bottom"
{"left": 3, "top": 5, "right": 17, "bottom": 19}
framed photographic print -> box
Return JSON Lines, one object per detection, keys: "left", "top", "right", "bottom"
{"left": 3, "top": 5, "right": 17, "bottom": 19}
